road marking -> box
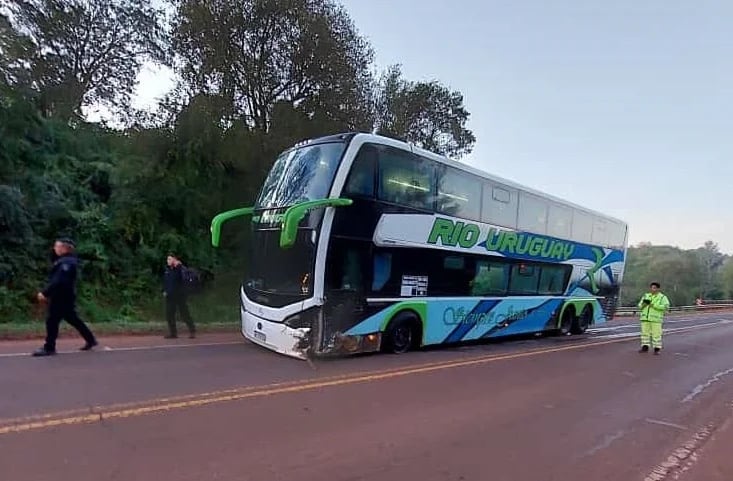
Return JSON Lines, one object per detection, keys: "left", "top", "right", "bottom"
{"left": 645, "top": 418, "right": 688, "bottom": 431}
{"left": 0, "top": 341, "right": 244, "bottom": 358}
{"left": 588, "top": 318, "right": 700, "bottom": 333}
{"left": 645, "top": 423, "right": 716, "bottom": 481}
{"left": 0, "top": 320, "right": 726, "bottom": 437}
{"left": 585, "top": 430, "right": 625, "bottom": 456}
{"left": 2, "top": 315, "right": 728, "bottom": 358}
{"left": 589, "top": 318, "right": 729, "bottom": 336}
{"left": 594, "top": 321, "right": 725, "bottom": 340}
{"left": 681, "top": 367, "right": 733, "bottom": 403}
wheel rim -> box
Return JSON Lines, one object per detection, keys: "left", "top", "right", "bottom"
{"left": 579, "top": 308, "right": 591, "bottom": 330}
{"left": 561, "top": 312, "right": 573, "bottom": 334}
{"left": 392, "top": 325, "right": 412, "bottom": 352}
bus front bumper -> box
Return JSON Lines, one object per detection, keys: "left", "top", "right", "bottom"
{"left": 241, "top": 309, "right": 310, "bottom": 360}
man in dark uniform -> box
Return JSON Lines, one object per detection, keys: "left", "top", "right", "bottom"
{"left": 163, "top": 253, "right": 196, "bottom": 339}
{"left": 33, "top": 238, "right": 97, "bottom": 356}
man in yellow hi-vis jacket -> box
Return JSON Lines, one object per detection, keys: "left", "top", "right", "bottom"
{"left": 638, "top": 282, "right": 671, "bottom": 354}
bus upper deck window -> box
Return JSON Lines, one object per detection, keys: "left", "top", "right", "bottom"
{"left": 344, "top": 146, "right": 377, "bottom": 197}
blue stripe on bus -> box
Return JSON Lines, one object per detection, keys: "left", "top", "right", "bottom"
{"left": 443, "top": 299, "right": 500, "bottom": 344}
{"left": 603, "top": 266, "right": 614, "bottom": 283}
{"left": 455, "top": 298, "right": 535, "bottom": 341}
{"left": 480, "top": 298, "right": 563, "bottom": 338}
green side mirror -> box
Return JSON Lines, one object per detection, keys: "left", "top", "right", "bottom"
{"left": 210, "top": 207, "right": 254, "bottom": 247}
{"left": 279, "top": 198, "right": 353, "bottom": 249}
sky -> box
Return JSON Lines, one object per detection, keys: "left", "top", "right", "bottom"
{"left": 126, "top": 0, "right": 733, "bottom": 253}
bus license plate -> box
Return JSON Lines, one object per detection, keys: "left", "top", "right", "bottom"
{"left": 253, "top": 330, "right": 266, "bottom": 342}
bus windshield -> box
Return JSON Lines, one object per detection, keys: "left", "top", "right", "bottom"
{"left": 256, "top": 141, "right": 346, "bottom": 209}
{"left": 245, "top": 141, "right": 347, "bottom": 308}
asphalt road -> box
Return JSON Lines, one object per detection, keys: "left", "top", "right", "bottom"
{"left": 1, "top": 313, "right": 733, "bottom": 481}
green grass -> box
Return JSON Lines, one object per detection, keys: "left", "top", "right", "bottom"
{"left": 0, "top": 268, "right": 244, "bottom": 340}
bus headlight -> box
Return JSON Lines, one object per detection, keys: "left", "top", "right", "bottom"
{"left": 284, "top": 314, "right": 309, "bottom": 329}
{"left": 363, "top": 333, "right": 381, "bottom": 350}
{"left": 283, "top": 306, "right": 320, "bottom": 329}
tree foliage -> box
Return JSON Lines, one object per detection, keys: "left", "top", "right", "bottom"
{"left": 3, "top": 0, "right": 168, "bottom": 119}
{"left": 374, "top": 64, "right": 476, "bottom": 157}
{"left": 171, "top": 0, "right": 374, "bottom": 132}
{"left": 620, "top": 243, "right": 730, "bottom": 306}
{"left": 8, "top": 0, "right": 728, "bottom": 327}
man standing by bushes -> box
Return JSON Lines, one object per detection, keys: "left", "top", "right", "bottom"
{"left": 163, "top": 253, "right": 196, "bottom": 339}
{"left": 32, "top": 238, "right": 98, "bottom": 357}
{"left": 638, "top": 282, "right": 671, "bottom": 355}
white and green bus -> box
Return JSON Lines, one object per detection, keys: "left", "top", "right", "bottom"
{"left": 211, "top": 133, "right": 628, "bottom": 359}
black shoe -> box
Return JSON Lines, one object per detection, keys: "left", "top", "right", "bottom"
{"left": 639, "top": 345, "right": 649, "bottom": 353}
{"left": 80, "top": 340, "right": 98, "bottom": 351}
{"left": 164, "top": 334, "right": 177, "bottom": 339}
{"left": 189, "top": 332, "right": 196, "bottom": 339}
{"left": 32, "top": 347, "right": 56, "bottom": 357}
{"left": 654, "top": 348, "right": 661, "bottom": 355}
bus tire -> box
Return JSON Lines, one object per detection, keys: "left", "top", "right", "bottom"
{"left": 559, "top": 306, "right": 575, "bottom": 336}
{"left": 383, "top": 312, "right": 421, "bottom": 354}
{"left": 571, "top": 305, "right": 593, "bottom": 335}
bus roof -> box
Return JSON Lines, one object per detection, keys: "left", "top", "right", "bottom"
{"left": 298, "top": 131, "right": 627, "bottom": 229}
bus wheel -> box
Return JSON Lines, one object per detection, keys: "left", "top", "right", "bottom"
{"left": 384, "top": 312, "right": 421, "bottom": 354}
{"left": 572, "top": 305, "right": 593, "bottom": 335}
{"left": 559, "top": 307, "right": 575, "bottom": 336}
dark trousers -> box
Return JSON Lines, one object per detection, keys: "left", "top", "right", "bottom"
{"left": 166, "top": 295, "right": 195, "bottom": 336}
{"left": 44, "top": 303, "right": 96, "bottom": 352}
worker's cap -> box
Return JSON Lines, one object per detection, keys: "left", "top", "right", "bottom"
{"left": 55, "top": 237, "right": 76, "bottom": 248}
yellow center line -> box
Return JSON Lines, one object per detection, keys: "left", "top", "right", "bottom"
{"left": 0, "top": 322, "right": 723, "bottom": 436}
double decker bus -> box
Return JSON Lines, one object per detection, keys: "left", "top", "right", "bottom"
{"left": 211, "top": 132, "right": 628, "bottom": 360}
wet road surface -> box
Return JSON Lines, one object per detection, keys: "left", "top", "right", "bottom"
{"left": 1, "top": 313, "right": 733, "bottom": 480}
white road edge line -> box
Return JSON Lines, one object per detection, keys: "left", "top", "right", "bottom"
{"left": 645, "top": 418, "right": 688, "bottom": 431}
{"left": 587, "top": 317, "right": 720, "bottom": 333}
{"left": 0, "top": 341, "right": 244, "bottom": 358}
{"left": 594, "top": 321, "right": 725, "bottom": 339}
{"left": 681, "top": 367, "right": 733, "bottom": 403}
{"left": 2, "top": 317, "right": 731, "bottom": 359}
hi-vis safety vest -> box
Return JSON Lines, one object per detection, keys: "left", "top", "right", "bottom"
{"left": 638, "top": 292, "right": 670, "bottom": 323}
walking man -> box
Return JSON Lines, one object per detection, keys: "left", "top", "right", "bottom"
{"left": 33, "top": 238, "right": 97, "bottom": 356}
{"left": 163, "top": 253, "right": 196, "bottom": 339}
{"left": 638, "top": 282, "right": 670, "bottom": 355}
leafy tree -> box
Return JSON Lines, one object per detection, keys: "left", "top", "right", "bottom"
{"left": 696, "top": 241, "right": 726, "bottom": 299}
{"left": 0, "top": 12, "right": 33, "bottom": 91}
{"left": 171, "top": 0, "right": 374, "bottom": 132}
{"left": 620, "top": 243, "right": 729, "bottom": 306}
{"left": 4, "top": 0, "right": 168, "bottom": 119}
{"left": 0, "top": 0, "right": 475, "bottom": 327}
{"left": 374, "top": 64, "right": 476, "bottom": 158}
{"left": 721, "top": 259, "right": 733, "bottom": 298}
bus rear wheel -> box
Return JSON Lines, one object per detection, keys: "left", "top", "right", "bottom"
{"left": 383, "top": 312, "right": 421, "bottom": 354}
{"left": 571, "top": 305, "right": 593, "bottom": 335}
{"left": 559, "top": 307, "right": 575, "bottom": 336}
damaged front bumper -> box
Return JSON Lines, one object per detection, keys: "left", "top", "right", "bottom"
{"left": 241, "top": 308, "right": 310, "bottom": 360}
{"left": 321, "top": 331, "right": 383, "bottom": 356}
{"left": 241, "top": 306, "right": 384, "bottom": 359}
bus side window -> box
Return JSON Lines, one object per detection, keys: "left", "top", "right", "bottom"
{"left": 344, "top": 145, "right": 377, "bottom": 198}
{"left": 341, "top": 248, "right": 363, "bottom": 291}
{"left": 372, "top": 252, "right": 392, "bottom": 292}
{"left": 378, "top": 148, "right": 435, "bottom": 210}
{"left": 509, "top": 263, "right": 541, "bottom": 295}
{"left": 538, "top": 264, "right": 570, "bottom": 295}
{"left": 472, "top": 261, "right": 509, "bottom": 296}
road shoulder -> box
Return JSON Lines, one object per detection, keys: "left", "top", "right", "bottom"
{"left": 682, "top": 409, "right": 733, "bottom": 481}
